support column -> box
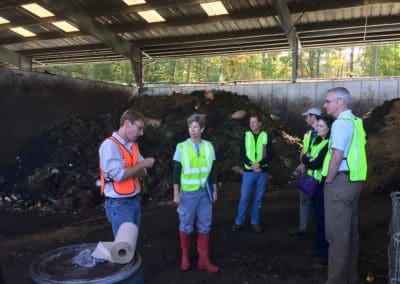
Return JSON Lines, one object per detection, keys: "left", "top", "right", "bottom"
{"left": 131, "top": 47, "right": 143, "bottom": 95}
{"left": 291, "top": 34, "right": 298, "bottom": 83}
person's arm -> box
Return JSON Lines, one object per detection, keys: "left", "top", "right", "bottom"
{"left": 296, "top": 132, "right": 308, "bottom": 173}
{"left": 172, "top": 161, "right": 182, "bottom": 204}
{"left": 209, "top": 145, "right": 218, "bottom": 201}
{"left": 301, "top": 144, "right": 328, "bottom": 170}
{"left": 325, "top": 148, "right": 343, "bottom": 183}
{"left": 240, "top": 133, "right": 252, "bottom": 168}
{"left": 325, "top": 119, "right": 353, "bottom": 184}
{"left": 208, "top": 163, "right": 218, "bottom": 202}
{"left": 172, "top": 146, "right": 182, "bottom": 204}
{"left": 259, "top": 135, "right": 273, "bottom": 165}
{"left": 120, "top": 158, "right": 155, "bottom": 180}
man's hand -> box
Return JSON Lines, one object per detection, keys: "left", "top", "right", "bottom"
{"left": 251, "top": 162, "right": 260, "bottom": 172}
{"left": 140, "top": 157, "right": 155, "bottom": 169}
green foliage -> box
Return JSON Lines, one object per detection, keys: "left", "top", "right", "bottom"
{"left": 35, "top": 43, "right": 400, "bottom": 83}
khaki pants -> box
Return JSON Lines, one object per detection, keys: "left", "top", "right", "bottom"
{"left": 324, "top": 173, "right": 362, "bottom": 284}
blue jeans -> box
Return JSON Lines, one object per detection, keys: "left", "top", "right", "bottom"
{"left": 177, "top": 188, "right": 212, "bottom": 234}
{"left": 105, "top": 197, "right": 141, "bottom": 237}
{"left": 234, "top": 171, "right": 268, "bottom": 225}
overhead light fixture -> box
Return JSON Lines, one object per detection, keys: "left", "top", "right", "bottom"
{"left": 10, "top": 27, "right": 36, "bottom": 37}
{"left": 138, "top": 10, "right": 165, "bottom": 23}
{"left": 0, "top": 16, "right": 10, "bottom": 24}
{"left": 200, "top": 1, "right": 228, "bottom": 16}
{"left": 123, "top": 0, "right": 146, "bottom": 5}
{"left": 21, "top": 3, "right": 54, "bottom": 18}
{"left": 52, "top": 21, "right": 79, "bottom": 32}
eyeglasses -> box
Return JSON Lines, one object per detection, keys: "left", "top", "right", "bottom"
{"left": 324, "top": 98, "right": 339, "bottom": 104}
{"left": 133, "top": 122, "right": 144, "bottom": 131}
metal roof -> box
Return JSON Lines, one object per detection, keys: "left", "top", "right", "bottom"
{"left": 1, "top": 0, "right": 400, "bottom": 67}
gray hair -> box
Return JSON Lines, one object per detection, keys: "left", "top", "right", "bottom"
{"left": 186, "top": 113, "right": 206, "bottom": 128}
{"left": 327, "top": 87, "right": 351, "bottom": 104}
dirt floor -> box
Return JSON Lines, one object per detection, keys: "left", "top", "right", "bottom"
{"left": 0, "top": 182, "right": 391, "bottom": 284}
{"left": 0, "top": 92, "right": 398, "bottom": 284}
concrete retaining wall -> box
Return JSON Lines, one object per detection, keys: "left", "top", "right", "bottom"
{"left": 2, "top": 68, "right": 399, "bottom": 167}
{"left": 0, "top": 67, "right": 133, "bottom": 167}
{"left": 145, "top": 78, "right": 400, "bottom": 135}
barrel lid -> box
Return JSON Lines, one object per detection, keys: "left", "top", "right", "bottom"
{"left": 29, "top": 243, "right": 141, "bottom": 284}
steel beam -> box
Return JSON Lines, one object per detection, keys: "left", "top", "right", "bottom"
{"left": 0, "top": 46, "right": 32, "bottom": 70}
{"left": 39, "top": 0, "right": 143, "bottom": 87}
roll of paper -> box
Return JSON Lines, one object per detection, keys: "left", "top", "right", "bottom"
{"left": 92, "top": 222, "right": 138, "bottom": 264}
{"left": 111, "top": 222, "right": 138, "bottom": 264}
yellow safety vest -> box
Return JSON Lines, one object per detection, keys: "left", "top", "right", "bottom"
{"left": 178, "top": 139, "right": 213, "bottom": 191}
{"left": 306, "top": 139, "right": 329, "bottom": 182}
{"left": 322, "top": 116, "right": 367, "bottom": 181}
{"left": 244, "top": 131, "right": 268, "bottom": 170}
{"left": 303, "top": 130, "right": 313, "bottom": 154}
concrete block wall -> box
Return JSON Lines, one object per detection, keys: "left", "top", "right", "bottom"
{"left": 0, "top": 67, "right": 134, "bottom": 167}
{"left": 145, "top": 78, "right": 400, "bottom": 135}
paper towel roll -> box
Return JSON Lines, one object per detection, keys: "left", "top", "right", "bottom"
{"left": 111, "top": 222, "right": 138, "bottom": 264}
{"left": 92, "top": 222, "right": 138, "bottom": 264}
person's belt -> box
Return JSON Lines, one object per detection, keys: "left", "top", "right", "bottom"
{"left": 105, "top": 194, "right": 140, "bottom": 200}
{"left": 337, "top": 171, "right": 349, "bottom": 175}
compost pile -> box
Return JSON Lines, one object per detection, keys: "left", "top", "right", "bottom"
{"left": 363, "top": 98, "right": 400, "bottom": 194}
{"left": 0, "top": 90, "right": 299, "bottom": 211}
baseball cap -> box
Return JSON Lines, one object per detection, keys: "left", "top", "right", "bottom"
{"left": 302, "top": 107, "right": 322, "bottom": 116}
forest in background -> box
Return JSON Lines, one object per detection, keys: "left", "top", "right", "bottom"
{"left": 35, "top": 44, "right": 400, "bottom": 85}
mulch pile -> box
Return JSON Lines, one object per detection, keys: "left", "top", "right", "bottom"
{"left": 0, "top": 90, "right": 299, "bottom": 211}
{"left": 363, "top": 98, "right": 400, "bottom": 194}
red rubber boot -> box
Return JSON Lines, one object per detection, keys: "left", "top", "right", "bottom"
{"left": 197, "top": 233, "right": 220, "bottom": 273}
{"left": 179, "top": 231, "right": 191, "bottom": 271}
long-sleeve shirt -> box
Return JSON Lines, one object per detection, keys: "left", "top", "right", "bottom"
{"left": 99, "top": 132, "right": 143, "bottom": 198}
{"left": 301, "top": 142, "right": 328, "bottom": 170}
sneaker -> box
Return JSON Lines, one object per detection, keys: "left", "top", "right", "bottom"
{"left": 231, "top": 224, "right": 242, "bottom": 232}
{"left": 251, "top": 224, "right": 263, "bottom": 233}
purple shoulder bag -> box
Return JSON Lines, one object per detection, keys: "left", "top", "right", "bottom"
{"left": 296, "top": 173, "right": 319, "bottom": 196}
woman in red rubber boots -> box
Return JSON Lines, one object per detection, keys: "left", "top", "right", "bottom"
{"left": 172, "top": 114, "right": 219, "bottom": 273}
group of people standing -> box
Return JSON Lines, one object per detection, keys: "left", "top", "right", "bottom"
{"left": 294, "top": 86, "right": 367, "bottom": 284}
{"left": 98, "top": 86, "right": 367, "bottom": 283}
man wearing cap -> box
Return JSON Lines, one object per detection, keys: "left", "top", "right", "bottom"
{"left": 322, "top": 87, "right": 367, "bottom": 284}
{"left": 292, "top": 107, "right": 322, "bottom": 236}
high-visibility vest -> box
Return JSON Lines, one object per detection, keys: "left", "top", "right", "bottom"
{"left": 178, "top": 139, "right": 213, "bottom": 191}
{"left": 244, "top": 131, "right": 268, "bottom": 170}
{"left": 100, "top": 136, "right": 141, "bottom": 195}
{"left": 322, "top": 116, "right": 367, "bottom": 181}
{"left": 306, "top": 139, "right": 329, "bottom": 182}
{"left": 303, "top": 130, "right": 313, "bottom": 154}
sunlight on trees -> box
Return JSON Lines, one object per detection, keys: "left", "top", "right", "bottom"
{"left": 35, "top": 44, "right": 400, "bottom": 85}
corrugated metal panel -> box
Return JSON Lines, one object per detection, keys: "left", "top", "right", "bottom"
{"left": 1, "top": 0, "right": 400, "bottom": 66}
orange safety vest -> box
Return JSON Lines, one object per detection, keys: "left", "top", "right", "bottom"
{"left": 100, "top": 136, "right": 141, "bottom": 195}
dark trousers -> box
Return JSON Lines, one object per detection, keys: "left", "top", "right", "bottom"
{"left": 311, "top": 183, "right": 329, "bottom": 259}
